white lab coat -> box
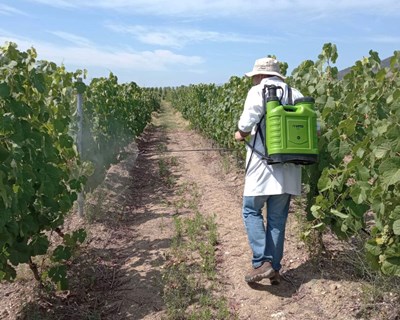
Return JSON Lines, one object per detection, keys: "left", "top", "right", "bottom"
{"left": 238, "top": 76, "right": 303, "bottom": 196}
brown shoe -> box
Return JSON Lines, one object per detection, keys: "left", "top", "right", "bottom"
{"left": 269, "top": 271, "right": 281, "bottom": 285}
{"left": 245, "top": 262, "right": 274, "bottom": 283}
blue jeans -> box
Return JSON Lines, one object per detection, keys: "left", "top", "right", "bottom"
{"left": 242, "top": 194, "right": 291, "bottom": 270}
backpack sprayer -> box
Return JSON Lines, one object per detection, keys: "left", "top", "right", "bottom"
{"left": 141, "top": 84, "right": 319, "bottom": 166}
{"left": 246, "top": 84, "right": 318, "bottom": 166}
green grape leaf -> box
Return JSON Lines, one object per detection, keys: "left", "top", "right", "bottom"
{"left": 365, "top": 239, "right": 381, "bottom": 256}
{"left": 0, "top": 82, "right": 10, "bottom": 97}
{"left": 356, "top": 166, "right": 370, "bottom": 181}
{"left": 0, "top": 145, "right": 10, "bottom": 162}
{"left": 72, "top": 228, "right": 86, "bottom": 244}
{"left": 59, "top": 134, "right": 73, "bottom": 148}
{"left": 10, "top": 100, "right": 31, "bottom": 117}
{"left": 393, "top": 219, "right": 400, "bottom": 235}
{"left": 381, "top": 257, "right": 400, "bottom": 276}
{"left": 20, "top": 214, "right": 39, "bottom": 237}
{"left": 53, "top": 118, "right": 68, "bottom": 133}
{"left": 48, "top": 265, "right": 68, "bottom": 290}
{"left": 30, "top": 234, "right": 49, "bottom": 256}
{"left": 349, "top": 183, "right": 369, "bottom": 205}
{"left": 74, "top": 81, "right": 86, "bottom": 94}
{"left": 330, "top": 209, "right": 348, "bottom": 219}
{"left": 0, "top": 263, "right": 17, "bottom": 281}
{"left": 373, "top": 147, "right": 388, "bottom": 160}
{"left": 32, "top": 72, "right": 46, "bottom": 93}
{"left": 389, "top": 206, "right": 400, "bottom": 220}
{"left": 8, "top": 241, "right": 31, "bottom": 265}
{"left": 379, "top": 158, "right": 400, "bottom": 186}
{"left": 52, "top": 245, "right": 72, "bottom": 262}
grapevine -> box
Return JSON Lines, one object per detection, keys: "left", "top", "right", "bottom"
{"left": 166, "top": 44, "right": 400, "bottom": 275}
{"left": 0, "top": 42, "right": 160, "bottom": 288}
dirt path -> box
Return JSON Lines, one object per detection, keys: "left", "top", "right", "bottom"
{"left": 2, "top": 102, "right": 394, "bottom": 320}
{"left": 102, "top": 102, "right": 364, "bottom": 320}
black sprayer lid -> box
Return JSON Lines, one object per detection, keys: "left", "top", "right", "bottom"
{"left": 266, "top": 96, "right": 279, "bottom": 102}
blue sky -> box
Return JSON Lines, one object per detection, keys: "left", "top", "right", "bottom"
{"left": 0, "top": 0, "right": 399, "bottom": 87}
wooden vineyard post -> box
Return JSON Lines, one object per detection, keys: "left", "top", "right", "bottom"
{"left": 76, "top": 77, "right": 85, "bottom": 217}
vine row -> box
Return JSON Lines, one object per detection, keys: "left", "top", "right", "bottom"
{"left": 165, "top": 44, "right": 400, "bottom": 275}
{"left": 0, "top": 42, "right": 160, "bottom": 288}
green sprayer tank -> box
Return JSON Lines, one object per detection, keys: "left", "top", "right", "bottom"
{"left": 265, "top": 86, "right": 318, "bottom": 165}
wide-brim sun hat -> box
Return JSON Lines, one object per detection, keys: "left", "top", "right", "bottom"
{"left": 245, "top": 57, "right": 286, "bottom": 80}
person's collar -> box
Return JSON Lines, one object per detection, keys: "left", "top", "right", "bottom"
{"left": 260, "top": 76, "right": 284, "bottom": 85}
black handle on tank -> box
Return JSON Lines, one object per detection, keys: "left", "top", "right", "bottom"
{"left": 267, "top": 85, "right": 278, "bottom": 99}
{"left": 265, "top": 85, "right": 282, "bottom": 103}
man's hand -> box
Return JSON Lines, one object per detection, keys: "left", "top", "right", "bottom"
{"left": 234, "top": 130, "right": 250, "bottom": 142}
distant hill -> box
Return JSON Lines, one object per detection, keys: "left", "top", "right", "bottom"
{"left": 338, "top": 56, "right": 393, "bottom": 79}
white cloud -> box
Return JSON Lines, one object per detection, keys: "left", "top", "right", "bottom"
{"left": 50, "top": 31, "right": 95, "bottom": 47}
{"left": 27, "top": 0, "right": 74, "bottom": 8}
{"left": 106, "top": 24, "right": 275, "bottom": 48}
{"left": 0, "top": 4, "right": 28, "bottom": 16}
{"left": 26, "top": 0, "right": 400, "bottom": 17}
{"left": 0, "top": 32, "right": 204, "bottom": 74}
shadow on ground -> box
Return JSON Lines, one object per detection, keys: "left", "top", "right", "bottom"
{"left": 16, "top": 122, "right": 180, "bottom": 320}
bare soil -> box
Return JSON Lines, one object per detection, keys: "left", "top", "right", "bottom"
{"left": 0, "top": 102, "right": 399, "bottom": 320}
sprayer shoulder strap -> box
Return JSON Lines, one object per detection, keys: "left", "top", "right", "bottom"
{"left": 245, "top": 84, "right": 290, "bottom": 173}
{"left": 287, "top": 86, "right": 293, "bottom": 105}
{"left": 257, "top": 114, "right": 265, "bottom": 148}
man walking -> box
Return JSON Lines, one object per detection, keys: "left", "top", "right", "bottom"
{"left": 234, "top": 57, "right": 303, "bottom": 284}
